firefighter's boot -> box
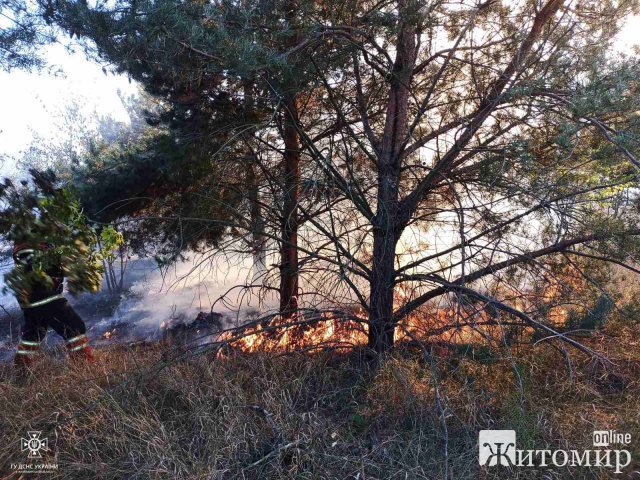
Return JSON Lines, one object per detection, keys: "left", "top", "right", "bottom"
{"left": 14, "top": 339, "right": 41, "bottom": 372}
{"left": 65, "top": 334, "right": 95, "bottom": 363}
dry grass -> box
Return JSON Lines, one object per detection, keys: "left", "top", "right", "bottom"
{"left": 0, "top": 322, "right": 639, "bottom": 479}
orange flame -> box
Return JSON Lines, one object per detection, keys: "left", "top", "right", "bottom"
{"left": 221, "top": 312, "right": 368, "bottom": 352}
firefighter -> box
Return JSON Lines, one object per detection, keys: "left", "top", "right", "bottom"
{"left": 13, "top": 242, "right": 94, "bottom": 368}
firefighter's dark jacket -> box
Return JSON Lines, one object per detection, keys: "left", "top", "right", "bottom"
{"left": 12, "top": 243, "right": 64, "bottom": 307}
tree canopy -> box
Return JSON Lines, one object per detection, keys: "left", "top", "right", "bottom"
{"left": 3, "top": 0, "right": 640, "bottom": 354}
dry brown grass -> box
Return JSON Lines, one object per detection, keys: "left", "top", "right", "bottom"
{"left": 0, "top": 321, "right": 639, "bottom": 479}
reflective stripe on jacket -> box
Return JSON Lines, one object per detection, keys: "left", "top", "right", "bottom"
{"left": 13, "top": 242, "right": 65, "bottom": 308}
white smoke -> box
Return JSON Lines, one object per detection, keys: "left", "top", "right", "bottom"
{"left": 88, "top": 251, "right": 279, "bottom": 342}
{"left": 0, "top": 249, "right": 279, "bottom": 357}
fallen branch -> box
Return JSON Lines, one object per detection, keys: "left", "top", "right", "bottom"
{"left": 243, "top": 438, "right": 306, "bottom": 470}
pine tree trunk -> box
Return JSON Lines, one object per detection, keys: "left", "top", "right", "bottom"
{"left": 368, "top": 163, "right": 401, "bottom": 353}
{"left": 279, "top": 0, "right": 302, "bottom": 320}
{"left": 279, "top": 94, "right": 300, "bottom": 318}
{"left": 367, "top": 0, "right": 416, "bottom": 353}
{"left": 368, "top": 214, "right": 398, "bottom": 353}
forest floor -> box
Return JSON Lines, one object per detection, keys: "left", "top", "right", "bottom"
{"left": 0, "top": 319, "right": 639, "bottom": 479}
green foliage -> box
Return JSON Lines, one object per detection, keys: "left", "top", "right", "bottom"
{"left": 566, "top": 294, "right": 615, "bottom": 331}
{"left": 74, "top": 130, "right": 245, "bottom": 262}
{"left": 46, "top": 0, "right": 302, "bottom": 264}
{"left": 100, "top": 226, "right": 124, "bottom": 262}
{"left": 0, "top": 0, "right": 55, "bottom": 71}
{"left": 617, "top": 301, "right": 640, "bottom": 325}
{"left": 0, "top": 170, "right": 115, "bottom": 304}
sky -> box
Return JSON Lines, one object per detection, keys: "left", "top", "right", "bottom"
{"left": 0, "top": 42, "right": 138, "bottom": 167}
{"left": 0, "top": 14, "right": 638, "bottom": 169}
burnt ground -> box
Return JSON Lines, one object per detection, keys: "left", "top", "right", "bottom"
{"left": 0, "top": 258, "right": 238, "bottom": 362}
{"left": 0, "top": 292, "right": 232, "bottom": 362}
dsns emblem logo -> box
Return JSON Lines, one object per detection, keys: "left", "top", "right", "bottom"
{"left": 479, "top": 430, "right": 516, "bottom": 466}
{"left": 20, "top": 431, "right": 49, "bottom": 459}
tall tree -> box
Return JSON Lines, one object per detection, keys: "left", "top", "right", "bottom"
{"left": 291, "top": 0, "right": 640, "bottom": 353}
